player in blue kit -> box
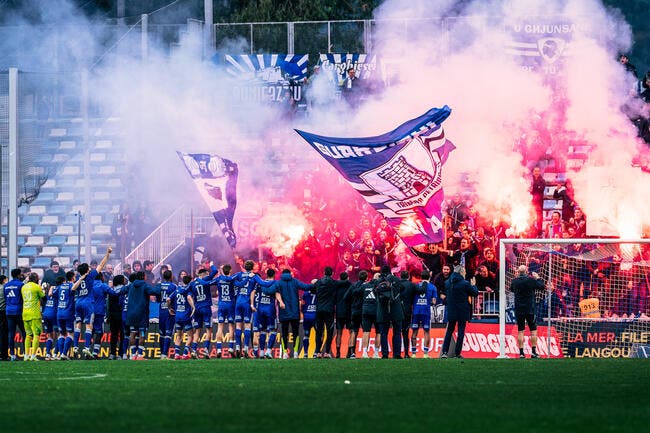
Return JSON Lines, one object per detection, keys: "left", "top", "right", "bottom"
{"left": 55, "top": 271, "right": 76, "bottom": 360}
{"left": 72, "top": 247, "right": 112, "bottom": 359}
{"left": 232, "top": 260, "right": 273, "bottom": 358}
{"left": 42, "top": 277, "right": 60, "bottom": 360}
{"left": 410, "top": 270, "right": 437, "bottom": 358}
{"left": 4, "top": 268, "right": 25, "bottom": 361}
{"left": 157, "top": 270, "right": 176, "bottom": 359}
{"left": 213, "top": 264, "right": 236, "bottom": 358}
{"left": 188, "top": 266, "right": 218, "bottom": 358}
{"left": 250, "top": 268, "right": 278, "bottom": 359}
{"left": 91, "top": 273, "right": 112, "bottom": 358}
{"left": 168, "top": 275, "right": 196, "bottom": 360}
{"left": 301, "top": 287, "right": 317, "bottom": 358}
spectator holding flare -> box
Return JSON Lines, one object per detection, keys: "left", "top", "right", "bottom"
{"left": 441, "top": 266, "right": 478, "bottom": 359}
{"left": 21, "top": 273, "right": 45, "bottom": 361}
{"left": 511, "top": 265, "right": 546, "bottom": 359}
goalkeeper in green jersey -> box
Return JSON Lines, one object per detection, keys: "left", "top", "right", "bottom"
{"left": 21, "top": 273, "right": 45, "bottom": 361}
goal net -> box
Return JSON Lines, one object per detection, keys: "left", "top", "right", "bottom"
{"left": 498, "top": 239, "right": 650, "bottom": 358}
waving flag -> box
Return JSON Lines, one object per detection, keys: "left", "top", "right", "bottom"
{"left": 295, "top": 107, "right": 455, "bottom": 246}
{"left": 177, "top": 151, "right": 238, "bottom": 248}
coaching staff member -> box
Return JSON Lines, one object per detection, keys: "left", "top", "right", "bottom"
{"left": 441, "top": 266, "right": 478, "bottom": 359}
{"left": 511, "top": 265, "right": 545, "bottom": 358}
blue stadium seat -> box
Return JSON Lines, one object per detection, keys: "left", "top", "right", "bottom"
{"left": 20, "top": 215, "right": 40, "bottom": 226}
{"left": 36, "top": 192, "right": 56, "bottom": 203}
{"left": 61, "top": 246, "right": 79, "bottom": 256}
{"left": 1, "top": 226, "right": 6, "bottom": 235}
{"left": 49, "top": 205, "right": 68, "bottom": 215}
{"left": 17, "top": 237, "right": 25, "bottom": 246}
{"left": 18, "top": 246, "right": 38, "bottom": 257}
{"left": 49, "top": 235, "right": 66, "bottom": 246}
{"left": 57, "top": 178, "right": 75, "bottom": 189}
{"left": 1, "top": 258, "right": 6, "bottom": 268}
{"left": 33, "top": 257, "right": 52, "bottom": 268}
{"left": 33, "top": 226, "right": 54, "bottom": 236}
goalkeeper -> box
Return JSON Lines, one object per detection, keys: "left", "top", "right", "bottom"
{"left": 511, "top": 265, "right": 545, "bottom": 358}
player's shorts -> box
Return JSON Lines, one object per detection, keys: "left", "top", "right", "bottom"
{"left": 92, "top": 314, "right": 105, "bottom": 334}
{"left": 235, "top": 302, "right": 252, "bottom": 324}
{"left": 129, "top": 324, "right": 148, "bottom": 335}
{"left": 217, "top": 302, "right": 235, "bottom": 324}
{"left": 24, "top": 318, "right": 42, "bottom": 337}
{"left": 192, "top": 306, "right": 213, "bottom": 329}
{"left": 174, "top": 318, "right": 193, "bottom": 332}
{"left": 57, "top": 317, "right": 75, "bottom": 333}
{"left": 302, "top": 314, "right": 316, "bottom": 334}
{"left": 158, "top": 311, "right": 175, "bottom": 337}
{"left": 74, "top": 302, "right": 94, "bottom": 324}
{"left": 335, "top": 316, "right": 350, "bottom": 330}
{"left": 516, "top": 312, "right": 537, "bottom": 332}
{"left": 350, "top": 314, "right": 362, "bottom": 332}
{"left": 361, "top": 314, "right": 378, "bottom": 333}
{"left": 42, "top": 317, "right": 58, "bottom": 334}
{"left": 411, "top": 312, "right": 431, "bottom": 330}
{"left": 253, "top": 309, "right": 277, "bottom": 332}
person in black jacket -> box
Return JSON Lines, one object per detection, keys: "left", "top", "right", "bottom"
{"left": 511, "top": 265, "right": 546, "bottom": 358}
{"left": 334, "top": 272, "right": 352, "bottom": 358}
{"left": 312, "top": 266, "right": 338, "bottom": 358}
{"left": 344, "top": 272, "right": 365, "bottom": 358}
{"left": 107, "top": 274, "right": 126, "bottom": 360}
{"left": 375, "top": 266, "right": 404, "bottom": 359}
{"left": 441, "top": 267, "right": 478, "bottom": 358}
{"left": 398, "top": 270, "right": 419, "bottom": 358}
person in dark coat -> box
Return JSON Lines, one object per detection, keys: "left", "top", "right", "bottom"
{"left": 262, "top": 269, "right": 312, "bottom": 359}
{"left": 441, "top": 266, "right": 478, "bottom": 358}
{"left": 398, "top": 270, "right": 419, "bottom": 358}
{"left": 333, "top": 272, "right": 352, "bottom": 358}
{"left": 511, "top": 265, "right": 545, "bottom": 358}
{"left": 312, "top": 266, "right": 338, "bottom": 358}
{"left": 375, "top": 265, "right": 404, "bottom": 359}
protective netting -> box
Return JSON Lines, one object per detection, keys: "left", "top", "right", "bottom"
{"left": 504, "top": 241, "right": 650, "bottom": 358}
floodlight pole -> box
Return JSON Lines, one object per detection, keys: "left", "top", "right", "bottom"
{"left": 204, "top": 0, "right": 215, "bottom": 59}
{"left": 8, "top": 68, "right": 18, "bottom": 271}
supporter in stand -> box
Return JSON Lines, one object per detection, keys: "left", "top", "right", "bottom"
{"left": 544, "top": 211, "right": 564, "bottom": 239}
{"left": 530, "top": 166, "right": 546, "bottom": 236}
{"left": 568, "top": 208, "right": 587, "bottom": 237}
{"left": 553, "top": 180, "right": 576, "bottom": 223}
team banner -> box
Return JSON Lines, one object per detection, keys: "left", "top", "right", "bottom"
{"left": 177, "top": 151, "right": 238, "bottom": 248}
{"left": 319, "top": 53, "right": 377, "bottom": 80}
{"left": 214, "top": 54, "right": 308, "bottom": 103}
{"left": 504, "top": 18, "right": 587, "bottom": 75}
{"left": 295, "top": 107, "right": 455, "bottom": 246}
{"left": 553, "top": 319, "right": 650, "bottom": 358}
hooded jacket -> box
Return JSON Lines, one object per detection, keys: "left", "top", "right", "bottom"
{"left": 262, "top": 271, "right": 311, "bottom": 321}
{"left": 444, "top": 272, "right": 478, "bottom": 321}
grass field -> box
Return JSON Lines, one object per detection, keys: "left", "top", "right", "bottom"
{"left": 0, "top": 359, "right": 648, "bottom": 433}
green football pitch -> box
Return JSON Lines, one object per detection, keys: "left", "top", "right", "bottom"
{"left": 0, "top": 359, "right": 647, "bottom": 433}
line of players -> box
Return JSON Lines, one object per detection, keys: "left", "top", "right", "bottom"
{"left": 4, "top": 250, "right": 443, "bottom": 360}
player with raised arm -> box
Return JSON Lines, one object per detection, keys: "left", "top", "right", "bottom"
{"left": 410, "top": 270, "right": 436, "bottom": 358}
{"left": 188, "top": 266, "right": 218, "bottom": 358}
{"left": 213, "top": 264, "right": 236, "bottom": 358}
{"left": 250, "top": 268, "right": 278, "bottom": 359}
{"left": 55, "top": 271, "right": 76, "bottom": 360}
{"left": 168, "top": 275, "right": 196, "bottom": 360}
{"left": 72, "top": 247, "right": 112, "bottom": 359}
{"left": 157, "top": 270, "right": 176, "bottom": 359}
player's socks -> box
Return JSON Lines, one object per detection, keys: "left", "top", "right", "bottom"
{"left": 83, "top": 331, "right": 93, "bottom": 350}
{"left": 267, "top": 333, "right": 277, "bottom": 351}
{"left": 229, "top": 340, "right": 235, "bottom": 352}
{"left": 45, "top": 338, "right": 53, "bottom": 356}
{"left": 64, "top": 336, "right": 73, "bottom": 356}
{"left": 259, "top": 333, "right": 267, "bottom": 352}
{"left": 216, "top": 341, "right": 222, "bottom": 352}
{"left": 303, "top": 337, "right": 310, "bottom": 357}
{"left": 520, "top": 348, "right": 525, "bottom": 356}
{"left": 531, "top": 346, "right": 537, "bottom": 355}
{"left": 203, "top": 338, "right": 210, "bottom": 354}
{"left": 336, "top": 345, "right": 341, "bottom": 358}
{"left": 56, "top": 336, "right": 64, "bottom": 355}
{"left": 73, "top": 330, "right": 80, "bottom": 348}
{"left": 235, "top": 329, "right": 242, "bottom": 349}
{"left": 163, "top": 336, "right": 172, "bottom": 356}
{"left": 191, "top": 342, "right": 198, "bottom": 353}
{"left": 123, "top": 336, "right": 130, "bottom": 356}
{"left": 243, "top": 329, "right": 251, "bottom": 349}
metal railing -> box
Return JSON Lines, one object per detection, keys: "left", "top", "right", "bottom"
{"left": 113, "top": 207, "right": 187, "bottom": 275}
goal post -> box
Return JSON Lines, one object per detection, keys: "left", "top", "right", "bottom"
{"left": 498, "top": 238, "right": 650, "bottom": 358}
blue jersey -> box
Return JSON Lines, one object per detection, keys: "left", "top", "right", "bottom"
{"left": 121, "top": 291, "right": 129, "bottom": 321}
{"left": 412, "top": 282, "right": 437, "bottom": 315}
{"left": 3, "top": 279, "right": 24, "bottom": 315}
{"left": 234, "top": 272, "right": 271, "bottom": 306}
{"left": 169, "top": 285, "right": 193, "bottom": 322}
{"left": 214, "top": 275, "right": 235, "bottom": 304}
{"left": 43, "top": 287, "right": 59, "bottom": 320}
{"left": 189, "top": 278, "right": 213, "bottom": 309}
{"left": 93, "top": 280, "right": 112, "bottom": 316}
{"left": 254, "top": 281, "right": 276, "bottom": 314}
{"left": 158, "top": 282, "right": 177, "bottom": 314}
{"left": 302, "top": 291, "right": 317, "bottom": 318}
{"left": 77, "top": 269, "right": 98, "bottom": 304}
{"left": 56, "top": 282, "right": 75, "bottom": 320}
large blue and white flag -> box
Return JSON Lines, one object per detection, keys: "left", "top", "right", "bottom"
{"left": 296, "top": 107, "right": 455, "bottom": 246}
{"left": 177, "top": 151, "right": 238, "bottom": 249}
